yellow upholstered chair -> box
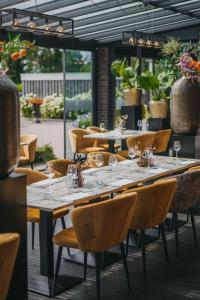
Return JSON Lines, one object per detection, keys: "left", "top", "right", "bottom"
{"left": 19, "top": 134, "right": 37, "bottom": 169}
{"left": 122, "top": 178, "right": 177, "bottom": 278}
{"left": 87, "top": 151, "right": 125, "bottom": 167}
{"left": 87, "top": 126, "right": 120, "bottom": 151}
{"left": 48, "top": 159, "right": 73, "bottom": 177}
{"left": 68, "top": 128, "right": 104, "bottom": 159}
{"left": 118, "top": 133, "right": 155, "bottom": 158}
{"left": 15, "top": 168, "right": 69, "bottom": 250}
{"left": 52, "top": 192, "right": 137, "bottom": 299}
{"left": 152, "top": 129, "right": 172, "bottom": 154}
{"left": 0, "top": 233, "right": 20, "bottom": 300}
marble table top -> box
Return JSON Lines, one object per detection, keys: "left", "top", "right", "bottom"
{"left": 27, "top": 156, "right": 200, "bottom": 211}
{"left": 83, "top": 129, "right": 152, "bottom": 140}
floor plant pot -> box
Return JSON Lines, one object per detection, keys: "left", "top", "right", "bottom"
{"left": 123, "top": 88, "right": 142, "bottom": 106}
{"left": 171, "top": 77, "right": 200, "bottom": 134}
{"left": 149, "top": 101, "right": 168, "bottom": 118}
{"left": 0, "top": 73, "right": 19, "bottom": 178}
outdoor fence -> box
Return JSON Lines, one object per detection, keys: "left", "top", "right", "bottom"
{"left": 21, "top": 72, "right": 91, "bottom": 98}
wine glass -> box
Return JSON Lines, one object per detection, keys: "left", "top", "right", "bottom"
{"left": 137, "top": 119, "right": 142, "bottom": 131}
{"left": 94, "top": 154, "right": 104, "bottom": 168}
{"left": 99, "top": 122, "right": 105, "bottom": 133}
{"left": 143, "top": 147, "right": 152, "bottom": 168}
{"left": 128, "top": 147, "right": 136, "bottom": 160}
{"left": 173, "top": 141, "right": 181, "bottom": 159}
{"left": 109, "top": 154, "right": 118, "bottom": 170}
{"left": 47, "top": 162, "right": 55, "bottom": 179}
{"left": 146, "top": 120, "right": 149, "bottom": 131}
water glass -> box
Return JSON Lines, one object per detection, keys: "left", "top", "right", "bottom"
{"left": 109, "top": 154, "right": 118, "bottom": 170}
{"left": 47, "top": 162, "right": 55, "bottom": 179}
{"left": 128, "top": 147, "right": 136, "bottom": 160}
{"left": 146, "top": 120, "right": 149, "bottom": 131}
{"left": 173, "top": 141, "right": 181, "bottom": 158}
{"left": 99, "top": 122, "right": 105, "bottom": 132}
{"left": 67, "top": 164, "right": 76, "bottom": 177}
{"left": 94, "top": 154, "right": 104, "bottom": 168}
{"left": 137, "top": 119, "right": 142, "bottom": 131}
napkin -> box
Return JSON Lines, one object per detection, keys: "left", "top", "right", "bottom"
{"left": 56, "top": 192, "right": 92, "bottom": 203}
{"left": 30, "top": 178, "right": 63, "bottom": 188}
{"left": 109, "top": 179, "right": 133, "bottom": 187}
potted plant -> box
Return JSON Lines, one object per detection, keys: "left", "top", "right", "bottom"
{"left": 111, "top": 58, "right": 142, "bottom": 106}
{"left": 138, "top": 72, "right": 172, "bottom": 118}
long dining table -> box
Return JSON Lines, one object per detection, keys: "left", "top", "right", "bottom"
{"left": 83, "top": 129, "right": 153, "bottom": 153}
{"left": 27, "top": 155, "right": 200, "bottom": 296}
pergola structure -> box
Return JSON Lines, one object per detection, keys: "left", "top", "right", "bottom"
{"left": 1, "top": 0, "right": 200, "bottom": 129}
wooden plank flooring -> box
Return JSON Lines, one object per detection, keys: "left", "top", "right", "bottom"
{"left": 28, "top": 216, "right": 200, "bottom": 300}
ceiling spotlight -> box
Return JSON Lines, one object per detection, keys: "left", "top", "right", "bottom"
{"left": 27, "top": 15, "right": 36, "bottom": 32}
{"left": 12, "top": 12, "right": 20, "bottom": 28}
{"left": 138, "top": 38, "right": 145, "bottom": 47}
{"left": 56, "top": 20, "right": 65, "bottom": 36}
{"left": 154, "top": 41, "right": 160, "bottom": 48}
{"left": 146, "top": 39, "right": 152, "bottom": 48}
{"left": 44, "top": 17, "right": 51, "bottom": 33}
{"left": 129, "top": 36, "right": 137, "bottom": 45}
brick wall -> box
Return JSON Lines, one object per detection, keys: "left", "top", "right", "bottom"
{"left": 94, "top": 46, "right": 115, "bottom": 130}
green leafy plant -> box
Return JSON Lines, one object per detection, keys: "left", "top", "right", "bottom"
{"left": 34, "top": 144, "right": 57, "bottom": 163}
{"left": 40, "top": 94, "right": 64, "bottom": 119}
{"left": 111, "top": 58, "right": 140, "bottom": 90}
{"left": 78, "top": 118, "right": 92, "bottom": 128}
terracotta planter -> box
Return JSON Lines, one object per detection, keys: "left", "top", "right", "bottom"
{"left": 171, "top": 77, "right": 200, "bottom": 134}
{"left": 123, "top": 88, "right": 142, "bottom": 106}
{"left": 149, "top": 101, "right": 168, "bottom": 118}
{"left": 0, "top": 74, "right": 19, "bottom": 178}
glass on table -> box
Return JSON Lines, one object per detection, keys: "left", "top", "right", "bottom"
{"left": 67, "top": 164, "right": 76, "bottom": 177}
{"left": 128, "top": 147, "right": 136, "bottom": 160}
{"left": 137, "top": 119, "right": 142, "bottom": 131}
{"left": 92, "top": 153, "right": 104, "bottom": 168}
{"left": 47, "top": 162, "right": 55, "bottom": 179}
{"left": 109, "top": 154, "right": 118, "bottom": 170}
{"left": 173, "top": 141, "right": 181, "bottom": 159}
{"left": 99, "top": 122, "right": 105, "bottom": 132}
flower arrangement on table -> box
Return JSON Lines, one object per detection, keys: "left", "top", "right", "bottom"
{"left": 177, "top": 52, "right": 200, "bottom": 80}
{"left": 0, "top": 33, "right": 33, "bottom": 73}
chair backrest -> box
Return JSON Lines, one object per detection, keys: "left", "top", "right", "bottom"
{"left": 87, "top": 126, "right": 108, "bottom": 146}
{"left": 126, "top": 133, "right": 155, "bottom": 153}
{"left": 87, "top": 151, "right": 125, "bottom": 167}
{"left": 15, "top": 168, "right": 48, "bottom": 185}
{"left": 123, "top": 178, "right": 177, "bottom": 229}
{"left": 68, "top": 128, "right": 94, "bottom": 153}
{"left": 168, "top": 170, "right": 200, "bottom": 212}
{"left": 71, "top": 192, "right": 137, "bottom": 253}
{"left": 152, "top": 129, "right": 172, "bottom": 154}
{"left": 20, "top": 134, "right": 37, "bottom": 163}
{"left": 0, "top": 233, "right": 20, "bottom": 300}
{"left": 48, "top": 159, "right": 73, "bottom": 177}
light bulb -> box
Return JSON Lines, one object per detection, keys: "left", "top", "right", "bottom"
{"left": 44, "top": 23, "right": 51, "bottom": 33}
{"left": 56, "top": 25, "right": 65, "bottom": 36}
{"left": 146, "top": 39, "right": 153, "bottom": 48}
{"left": 12, "top": 18, "right": 20, "bottom": 28}
{"left": 138, "top": 38, "right": 145, "bottom": 46}
{"left": 129, "top": 36, "right": 137, "bottom": 46}
{"left": 27, "top": 20, "right": 37, "bottom": 32}
{"left": 154, "top": 41, "right": 160, "bottom": 48}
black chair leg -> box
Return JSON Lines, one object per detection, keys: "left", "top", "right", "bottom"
{"left": 52, "top": 247, "right": 63, "bottom": 297}
{"left": 60, "top": 217, "right": 71, "bottom": 255}
{"left": 53, "top": 219, "right": 57, "bottom": 232}
{"left": 31, "top": 222, "right": 35, "bottom": 250}
{"left": 95, "top": 253, "right": 101, "bottom": 300}
{"left": 120, "top": 243, "right": 132, "bottom": 292}
{"left": 190, "top": 209, "right": 198, "bottom": 248}
{"left": 61, "top": 216, "right": 66, "bottom": 229}
{"left": 173, "top": 212, "right": 179, "bottom": 257}
{"left": 186, "top": 210, "right": 190, "bottom": 223}
{"left": 141, "top": 229, "right": 146, "bottom": 280}
{"left": 160, "top": 223, "right": 170, "bottom": 266}
{"left": 84, "top": 252, "right": 88, "bottom": 280}
{"left": 30, "top": 162, "right": 34, "bottom": 169}
{"left": 126, "top": 231, "right": 130, "bottom": 257}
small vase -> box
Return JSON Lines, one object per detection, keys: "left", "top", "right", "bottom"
{"left": 0, "top": 71, "right": 20, "bottom": 178}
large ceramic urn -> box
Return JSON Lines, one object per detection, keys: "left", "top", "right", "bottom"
{"left": 0, "top": 74, "right": 20, "bottom": 178}
{"left": 170, "top": 77, "right": 200, "bottom": 134}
